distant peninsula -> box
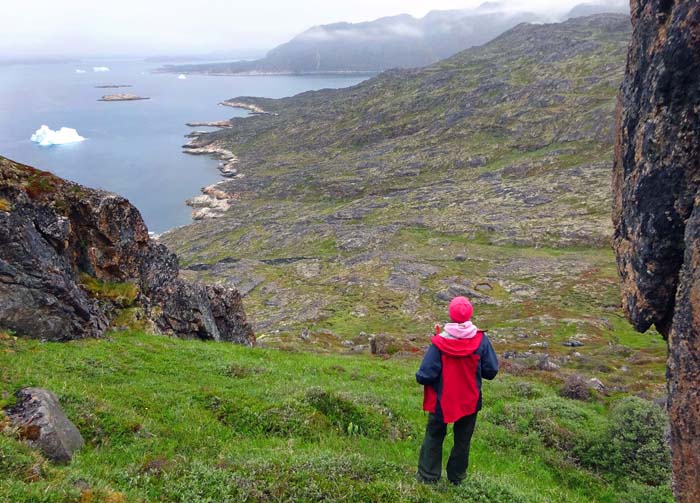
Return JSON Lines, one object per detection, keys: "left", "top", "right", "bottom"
{"left": 98, "top": 94, "right": 149, "bottom": 102}
{"left": 94, "top": 84, "right": 132, "bottom": 89}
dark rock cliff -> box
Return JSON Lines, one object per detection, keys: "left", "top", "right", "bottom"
{"left": 0, "top": 156, "right": 254, "bottom": 345}
{"left": 612, "top": 1, "right": 700, "bottom": 500}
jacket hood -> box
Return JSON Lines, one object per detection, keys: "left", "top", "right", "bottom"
{"left": 431, "top": 332, "right": 483, "bottom": 356}
{"left": 444, "top": 321, "right": 479, "bottom": 339}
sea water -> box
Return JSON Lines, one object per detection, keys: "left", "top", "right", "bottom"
{"left": 0, "top": 60, "right": 368, "bottom": 232}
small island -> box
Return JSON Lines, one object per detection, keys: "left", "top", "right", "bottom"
{"left": 98, "top": 94, "right": 150, "bottom": 102}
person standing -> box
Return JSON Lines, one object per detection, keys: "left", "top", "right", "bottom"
{"left": 416, "top": 296, "right": 499, "bottom": 485}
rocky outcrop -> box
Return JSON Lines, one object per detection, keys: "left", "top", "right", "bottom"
{"left": 6, "top": 388, "right": 84, "bottom": 463}
{"left": 0, "top": 156, "right": 254, "bottom": 344}
{"left": 612, "top": 2, "right": 700, "bottom": 501}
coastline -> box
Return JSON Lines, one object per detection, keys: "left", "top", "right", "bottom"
{"left": 180, "top": 101, "right": 268, "bottom": 220}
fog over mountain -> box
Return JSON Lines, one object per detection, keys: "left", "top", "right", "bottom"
{"left": 160, "top": 1, "right": 630, "bottom": 74}
{"left": 2, "top": 0, "right": 628, "bottom": 59}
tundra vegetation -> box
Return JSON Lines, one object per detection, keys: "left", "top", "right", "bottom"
{"left": 0, "top": 13, "right": 675, "bottom": 503}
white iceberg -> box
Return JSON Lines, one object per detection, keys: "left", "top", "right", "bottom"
{"left": 75, "top": 69, "right": 86, "bottom": 74}
{"left": 30, "top": 125, "right": 86, "bottom": 146}
{"left": 93, "top": 66, "right": 110, "bottom": 72}
{"left": 178, "top": 74, "right": 187, "bottom": 80}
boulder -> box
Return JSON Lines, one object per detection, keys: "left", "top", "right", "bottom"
{"left": 0, "top": 157, "right": 254, "bottom": 344}
{"left": 6, "top": 388, "right": 84, "bottom": 463}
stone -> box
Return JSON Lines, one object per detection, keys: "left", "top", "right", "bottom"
{"left": 563, "top": 340, "right": 584, "bottom": 347}
{"left": 369, "top": 334, "right": 401, "bottom": 356}
{"left": 0, "top": 157, "right": 254, "bottom": 345}
{"left": 537, "top": 357, "right": 560, "bottom": 372}
{"left": 6, "top": 388, "right": 84, "bottom": 463}
{"left": 587, "top": 378, "right": 605, "bottom": 393}
{"left": 612, "top": 2, "right": 700, "bottom": 499}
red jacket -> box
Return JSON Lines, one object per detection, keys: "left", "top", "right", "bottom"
{"left": 421, "top": 332, "right": 484, "bottom": 424}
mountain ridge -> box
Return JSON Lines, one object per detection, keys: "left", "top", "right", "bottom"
{"left": 158, "top": 3, "right": 628, "bottom": 75}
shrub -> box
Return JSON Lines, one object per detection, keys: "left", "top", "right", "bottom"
{"left": 617, "top": 480, "right": 674, "bottom": 503}
{"left": 492, "top": 396, "right": 593, "bottom": 451}
{"left": 510, "top": 380, "right": 542, "bottom": 399}
{"left": 560, "top": 374, "right": 593, "bottom": 401}
{"left": 579, "top": 396, "right": 670, "bottom": 485}
{"left": 206, "top": 393, "right": 329, "bottom": 439}
{"left": 454, "top": 473, "right": 529, "bottom": 503}
{"left": 222, "top": 363, "right": 265, "bottom": 378}
{"left": 304, "top": 387, "right": 412, "bottom": 439}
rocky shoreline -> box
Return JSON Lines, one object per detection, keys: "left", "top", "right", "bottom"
{"left": 180, "top": 99, "right": 277, "bottom": 220}
{"left": 220, "top": 100, "right": 271, "bottom": 115}
{"left": 182, "top": 132, "right": 242, "bottom": 220}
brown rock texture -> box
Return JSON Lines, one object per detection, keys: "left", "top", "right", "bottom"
{"left": 0, "top": 156, "right": 254, "bottom": 345}
{"left": 612, "top": 2, "right": 700, "bottom": 500}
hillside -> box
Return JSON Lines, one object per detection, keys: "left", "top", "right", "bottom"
{"left": 0, "top": 331, "right": 672, "bottom": 502}
{"left": 161, "top": 15, "right": 655, "bottom": 380}
{"left": 158, "top": 2, "right": 629, "bottom": 76}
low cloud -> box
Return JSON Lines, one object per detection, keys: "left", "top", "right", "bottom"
{"left": 299, "top": 21, "right": 424, "bottom": 42}
{"left": 178, "top": 73, "right": 187, "bottom": 79}
{"left": 75, "top": 69, "right": 86, "bottom": 73}
{"left": 31, "top": 125, "right": 86, "bottom": 146}
{"left": 93, "top": 66, "right": 110, "bottom": 72}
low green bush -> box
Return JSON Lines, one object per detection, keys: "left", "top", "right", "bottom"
{"left": 617, "top": 480, "right": 674, "bottom": 503}
{"left": 454, "top": 474, "right": 530, "bottom": 503}
{"left": 578, "top": 396, "right": 670, "bottom": 485}
{"left": 304, "top": 387, "right": 412, "bottom": 439}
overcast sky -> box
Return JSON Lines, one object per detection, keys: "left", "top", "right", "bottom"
{"left": 2, "top": 1, "right": 623, "bottom": 58}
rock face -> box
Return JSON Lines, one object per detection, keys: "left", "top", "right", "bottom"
{"left": 0, "top": 156, "right": 254, "bottom": 344}
{"left": 6, "top": 388, "right": 84, "bottom": 463}
{"left": 612, "top": 2, "right": 700, "bottom": 501}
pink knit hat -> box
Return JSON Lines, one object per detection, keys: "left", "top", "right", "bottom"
{"left": 448, "top": 297, "right": 473, "bottom": 323}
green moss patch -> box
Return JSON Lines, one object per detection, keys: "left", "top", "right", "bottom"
{"left": 79, "top": 273, "right": 139, "bottom": 307}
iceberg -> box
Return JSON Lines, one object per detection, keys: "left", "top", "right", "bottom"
{"left": 30, "top": 125, "right": 86, "bottom": 146}
{"left": 93, "top": 66, "right": 110, "bottom": 72}
{"left": 75, "top": 69, "right": 86, "bottom": 74}
{"left": 178, "top": 74, "right": 187, "bottom": 80}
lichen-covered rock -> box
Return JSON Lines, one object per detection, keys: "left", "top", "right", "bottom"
{"left": 612, "top": 2, "right": 700, "bottom": 500}
{"left": 0, "top": 156, "right": 254, "bottom": 344}
{"left": 6, "top": 388, "right": 84, "bottom": 463}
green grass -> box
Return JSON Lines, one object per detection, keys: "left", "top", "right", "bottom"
{"left": 78, "top": 274, "right": 140, "bottom": 307}
{"left": 0, "top": 331, "right": 672, "bottom": 502}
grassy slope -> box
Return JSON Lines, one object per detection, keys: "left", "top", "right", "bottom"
{"left": 0, "top": 332, "right": 671, "bottom": 502}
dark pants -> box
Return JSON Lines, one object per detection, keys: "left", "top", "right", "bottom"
{"left": 417, "top": 412, "right": 477, "bottom": 484}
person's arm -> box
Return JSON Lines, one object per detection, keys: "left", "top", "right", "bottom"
{"left": 416, "top": 345, "right": 442, "bottom": 385}
{"left": 480, "top": 334, "right": 499, "bottom": 380}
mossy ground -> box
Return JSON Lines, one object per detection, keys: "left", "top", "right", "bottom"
{"left": 78, "top": 274, "right": 140, "bottom": 307}
{"left": 0, "top": 331, "right": 671, "bottom": 502}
